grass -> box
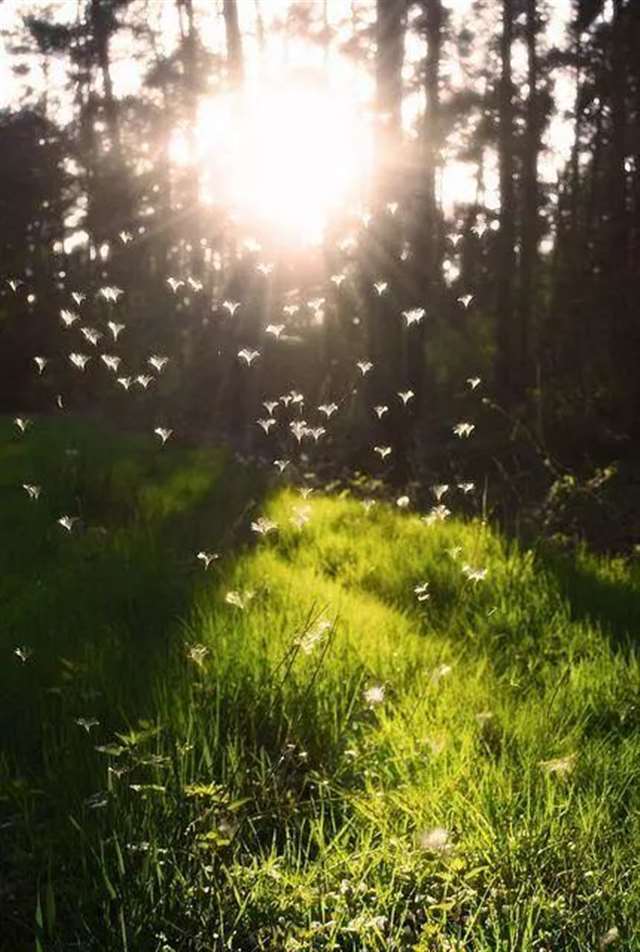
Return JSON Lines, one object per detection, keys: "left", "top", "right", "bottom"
{"left": 1, "top": 417, "right": 640, "bottom": 950}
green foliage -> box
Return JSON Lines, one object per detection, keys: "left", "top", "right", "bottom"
{"left": 1, "top": 420, "right": 639, "bottom": 950}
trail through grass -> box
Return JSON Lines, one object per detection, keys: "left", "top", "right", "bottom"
{"left": 1, "top": 418, "right": 640, "bottom": 951}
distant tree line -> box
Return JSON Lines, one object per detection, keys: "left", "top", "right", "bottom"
{"left": 0, "top": 0, "right": 638, "bottom": 477}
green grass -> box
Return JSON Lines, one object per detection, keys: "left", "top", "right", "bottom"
{"left": 1, "top": 417, "right": 640, "bottom": 950}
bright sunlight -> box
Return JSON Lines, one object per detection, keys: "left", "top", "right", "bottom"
{"left": 177, "top": 72, "right": 373, "bottom": 245}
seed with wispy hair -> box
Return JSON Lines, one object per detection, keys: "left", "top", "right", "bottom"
{"left": 417, "top": 826, "right": 451, "bottom": 853}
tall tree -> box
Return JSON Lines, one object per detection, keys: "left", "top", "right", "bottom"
{"left": 374, "top": 0, "right": 406, "bottom": 202}
{"left": 223, "top": 0, "right": 245, "bottom": 88}
{"left": 518, "top": 0, "right": 540, "bottom": 389}
{"left": 496, "top": 0, "right": 517, "bottom": 400}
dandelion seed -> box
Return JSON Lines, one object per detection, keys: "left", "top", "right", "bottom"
{"left": 263, "top": 400, "right": 278, "bottom": 414}
{"left": 101, "top": 354, "right": 121, "bottom": 372}
{"left": 453, "top": 421, "right": 475, "bottom": 438}
{"left": 431, "top": 484, "right": 449, "bottom": 502}
{"left": 374, "top": 445, "right": 392, "bottom": 460}
{"left": 357, "top": 360, "right": 373, "bottom": 376}
{"left": 330, "top": 273, "right": 346, "bottom": 286}
{"left": 290, "top": 420, "right": 307, "bottom": 443}
{"left": 318, "top": 403, "right": 338, "bottom": 420}
{"left": 7, "top": 278, "right": 21, "bottom": 293}
{"left": 447, "top": 545, "right": 462, "bottom": 560}
{"left": 33, "top": 356, "right": 47, "bottom": 375}
{"left": 539, "top": 753, "right": 576, "bottom": 778}
{"left": 364, "top": 684, "right": 385, "bottom": 706}
{"left": 14, "top": 417, "right": 31, "bottom": 434}
{"left": 458, "top": 481, "right": 475, "bottom": 494}
{"left": 148, "top": 355, "right": 169, "bottom": 373}
{"left": 373, "top": 281, "right": 388, "bottom": 296}
{"left": 307, "top": 297, "right": 325, "bottom": 312}
{"left": 283, "top": 303, "right": 299, "bottom": 316}
{"left": 290, "top": 390, "right": 304, "bottom": 406}
{"left": 135, "top": 374, "right": 153, "bottom": 389}
{"left": 57, "top": 515, "right": 78, "bottom": 532}
{"left": 22, "top": 483, "right": 41, "bottom": 500}
{"left": 361, "top": 211, "right": 372, "bottom": 228}
{"left": 85, "top": 791, "right": 109, "bottom": 809}
{"left": 117, "top": 376, "right": 132, "bottom": 391}
{"left": 398, "top": 390, "right": 414, "bottom": 405}
{"left": 475, "top": 710, "right": 493, "bottom": 726}
{"left": 414, "top": 581, "right": 430, "bottom": 602}
{"left": 238, "top": 348, "right": 260, "bottom": 366}
{"left": 60, "top": 308, "right": 80, "bottom": 328}
{"left": 273, "top": 459, "right": 290, "bottom": 473}
{"left": 462, "top": 564, "right": 487, "bottom": 583}
{"left": 187, "top": 276, "right": 203, "bottom": 292}
{"left": 154, "top": 427, "right": 173, "bottom": 446}
{"left": 75, "top": 717, "right": 99, "bottom": 733}
{"left": 423, "top": 504, "right": 451, "bottom": 524}
{"left": 266, "top": 324, "right": 285, "bottom": 339}
{"left": 296, "top": 618, "right": 332, "bottom": 654}
{"left": 257, "top": 418, "right": 276, "bottom": 434}
{"left": 457, "top": 294, "right": 474, "bottom": 308}
{"left": 257, "top": 262, "right": 274, "bottom": 276}
{"left": 197, "top": 551, "right": 219, "bottom": 569}
{"left": 600, "top": 927, "right": 620, "bottom": 949}
{"left": 299, "top": 487, "right": 314, "bottom": 499}
{"left": 251, "top": 516, "right": 278, "bottom": 536}
{"left": 222, "top": 300, "right": 241, "bottom": 316}
{"left": 166, "top": 276, "right": 184, "bottom": 293}
{"left": 471, "top": 222, "right": 488, "bottom": 238}
{"left": 14, "top": 645, "right": 32, "bottom": 662}
{"left": 280, "top": 394, "right": 292, "bottom": 408}
{"left": 431, "top": 663, "right": 452, "bottom": 683}
{"left": 108, "top": 320, "right": 125, "bottom": 341}
{"left": 309, "top": 426, "right": 326, "bottom": 442}
{"left": 290, "top": 504, "right": 312, "bottom": 529}
{"left": 386, "top": 201, "right": 399, "bottom": 215}
{"left": 80, "top": 326, "right": 102, "bottom": 347}
{"left": 69, "top": 352, "right": 90, "bottom": 371}
{"left": 449, "top": 234, "right": 463, "bottom": 247}
{"left": 187, "top": 643, "right": 209, "bottom": 668}
{"left": 466, "top": 376, "right": 481, "bottom": 390}
{"left": 98, "top": 285, "right": 123, "bottom": 303}
{"left": 56, "top": 394, "right": 64, "bottom": 409}
{"left": 119, "top": 230, "right": 132, "bottom": 244}
{"left": 396, "top": 495, "right": 410, "bottom": 508}
{"left": 417, "top": 827, "right": 451, "bottom": 853}
{"left": 71, "top": 291, "right": 86, "bottom": 306}
{"left": 374, "top": 405, "right": 388, "bottom": 419}
{"left": 225, "top": 589, "right": 255, "bottom": 610}
{"left": 402, "top": 307, "right": 425, "bottom": 326}
{"left": 361, "top": 498, "right": 377, "bottom": 513}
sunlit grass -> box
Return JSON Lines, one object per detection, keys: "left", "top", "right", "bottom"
{"left": 1, "top": 419, "right": 640, "bottom": 950}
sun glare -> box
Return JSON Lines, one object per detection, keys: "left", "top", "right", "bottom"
{"left": 192, "top": 76, "right": 372, "bottom": 245}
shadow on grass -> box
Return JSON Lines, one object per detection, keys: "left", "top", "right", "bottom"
{"left": 0, "top": 415, "right": 268, "bottom": 766}
{"left": 541, "top": 545, "right": 640, "bottom": 650}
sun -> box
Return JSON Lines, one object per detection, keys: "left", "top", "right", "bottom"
{"left": 193, "top": 72, "right": 372, "bottom": 245}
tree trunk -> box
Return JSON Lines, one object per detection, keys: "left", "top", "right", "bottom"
{"left": 496, "top": 0, "right": 517, "bottom": 402}
{"left": 408, "top": 0, "right": 443, "bottom": 423}
{"left": 518, "top": 0, "right": 539, "bottom": 389}
{"left": 223, "top": 0, "right": 244, "bottom": 88}
{"left": 374, "top": 0, "right": 405, "bottom": 203}
{"left": 609, "top": 0, "right": 632, "bottom": 422}
{"left": 90, "top": 0, "right": 121, "bottom": 158}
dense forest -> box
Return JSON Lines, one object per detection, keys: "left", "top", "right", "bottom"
{"left": 4, "top": 3, "right": 640, "bottom": 949}
{"left": 1, "top": 0, "right": 639, "bottom": 525}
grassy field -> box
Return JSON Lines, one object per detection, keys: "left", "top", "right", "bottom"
{"left": 1, "top": 417, "right": 640, "bottom": 951}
